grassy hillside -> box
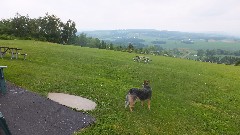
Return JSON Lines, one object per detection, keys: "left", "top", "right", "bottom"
{"left": 1, "top": 40, "right": 240, "bottom": 134}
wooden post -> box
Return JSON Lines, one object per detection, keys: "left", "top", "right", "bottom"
{"left": 0, "top": 66, "right": 7, "bottom": 95}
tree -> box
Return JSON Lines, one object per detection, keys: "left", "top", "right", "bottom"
{"left": 76, "top": 33, "right": 87, "bottom": 46}
{"left": 11, "top": 13, "right": 31, "bottom": 38}
{"left": 87, "top": 37, "right": 101, "bottom": 48}
{"left": 197, "top": 49, "right": 205, "bottom": 57}
{"left": 39, "top": 13, "right": 62, "bottom": 43}
{"left": 127, "top": 43, "right": 134, "bottom": 52}
{"left": 109, "top": 43, "right": 114, "bottom": 50}
{"left": 100, "top": 40, "right": 106, "bottom": 49}
{"left": 61, "top": 19, "right": 77, "bottom": 44}
{"left": 28, "top": 18, "right": 41, "bottom": 40}
{"left": 0, "top": 19, "right": 12, "bottom": 36}
{"left": 143, "top": 48, "right": 150, "bottom": 54}
{"left": 93, "top": 38, "right": 101, "bottom": 48}
{"left": 206, "top": 49, "right": 216, "bottom": 56}
{"left": 0, "top": 13, "right": 78, "bottom": 44}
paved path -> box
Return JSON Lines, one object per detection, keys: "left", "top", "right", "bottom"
{"left": 0, "top": 82, "right": 95, "bottom": 135}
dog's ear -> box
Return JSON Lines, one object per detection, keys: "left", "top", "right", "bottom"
{"left": 143, "top": 80, "right": 150, "bottom": 85}
{"left": 143, "top": 80, "right": 146, "bottom": 84}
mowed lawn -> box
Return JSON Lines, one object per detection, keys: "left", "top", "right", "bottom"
{"left": 1, "top": 40, "right": 240, "bottom": 134}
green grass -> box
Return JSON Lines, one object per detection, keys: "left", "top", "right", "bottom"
{"left": 1, "top": 40, "right": 240, "bottom": 134}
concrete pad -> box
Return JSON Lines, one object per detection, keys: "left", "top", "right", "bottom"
{"left": 48, "top": 93, "right": 97, "bottom": 111}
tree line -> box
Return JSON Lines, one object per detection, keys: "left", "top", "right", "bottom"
{"left": 197, "top": 49, "right": 240, "bottom": 57}
{"left": 0, "top": 13, "right": 122, "bottom": 50}
{"left": 196, "top": 49, "right": 240, "bottom": 65}
{"left": 0, "top": 13, "right": 77, "bottom": 44}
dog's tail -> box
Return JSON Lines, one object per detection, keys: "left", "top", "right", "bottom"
{"left": 125, "top": 94, "right": 129, "bottom": 108}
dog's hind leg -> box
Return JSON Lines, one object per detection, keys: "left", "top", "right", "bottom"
{"left": 129, "top": 95, "right": 134, "bottom": 112}
{"left": 148, "top": 99, "right": 151, "bottom": 110}
{"left": 129, "top": 102, "right": 134, "bottom": 112}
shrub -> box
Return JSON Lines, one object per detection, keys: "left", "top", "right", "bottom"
{"left": 0, "top": 34, "right": 17, "bottom": 40}
{"left": 234, "top": 61, "right": 240, "bottom": 66}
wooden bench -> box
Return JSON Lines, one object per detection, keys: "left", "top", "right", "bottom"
{"left": 20, "top": 53, "right": 27, "bottom": 60}
{"left": 8, "top": 48, "right": 22, "bottom": 59}
{"left": 0, "top": 66, "right": 7, "bottom": 95}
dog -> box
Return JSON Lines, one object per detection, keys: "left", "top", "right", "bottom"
{"left": 125, "top": 80, "right": 152, "bottom": 112}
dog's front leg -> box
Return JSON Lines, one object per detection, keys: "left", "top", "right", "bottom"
{"left": 129, "top": 103, "right": 134, "bottom": 112}
{"left": 141, "top": 101, "right": 144, "bottom": 106}
{"left": 148, "top": 99, "right": 151, "bottom": 110}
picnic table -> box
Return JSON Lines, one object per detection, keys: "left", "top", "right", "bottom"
{"left": 8, "top": 48, "right": 22, "bottom": 59}
{"left": 0, "top": 47, "right": 27, "bottom": 60}
{"left": 0, "top": 47, "right": 9, "bottom": 58}
{"left": 0, "top": 66, "right": 7, "bottom": 95}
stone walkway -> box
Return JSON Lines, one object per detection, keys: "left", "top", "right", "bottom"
{"left": 0, "top": 82, "right": 95, "bottom": 135}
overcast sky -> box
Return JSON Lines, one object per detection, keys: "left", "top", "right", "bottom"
{"left": 1, "top": 0, "right": 240, "bottom": 36}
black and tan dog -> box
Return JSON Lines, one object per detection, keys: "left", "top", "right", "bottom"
{"left": 125, "top": 80, "right": 152, "bottom": 112}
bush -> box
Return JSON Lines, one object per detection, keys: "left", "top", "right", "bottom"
{"left": 234, "top": 61, "right": 240, "bottom": 66}
{"left": 0, "top": 34, "right": 17, "bottom": 40}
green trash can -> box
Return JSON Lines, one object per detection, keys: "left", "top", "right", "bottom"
{"left": 0, "top": 66, "right": 7, "bottom": 95}
{"left": 0, "top": 112, "right": 11, "bottom": 135}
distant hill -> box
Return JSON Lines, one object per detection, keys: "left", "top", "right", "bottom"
{"left": 80, "top": 29, "right": 239, "bottom": 48}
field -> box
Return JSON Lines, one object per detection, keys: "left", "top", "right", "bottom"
{"left": 1, "top": 40, "right": 240, "bottom": 134}
{"left": 159, "top": 40, "right": 240, "bottom": 50}
{"left": 83, "top": 29, "right": 240, "bottom": 51}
